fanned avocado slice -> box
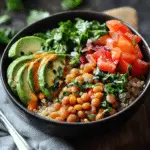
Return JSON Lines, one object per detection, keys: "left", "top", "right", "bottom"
{"left": 8, "top": 36, "right": 45, "bottom": 59}
{"left": 16, "top": 64, "right": 37, "bottom": 105}
{"left": 28, "top": 58, "right": 41, "bottom": 92}
{"left": 38, "top": 54, "right": 66, "bottom": 99}
{"left": 7, "top": 55, "right": 34, "bottom": 93}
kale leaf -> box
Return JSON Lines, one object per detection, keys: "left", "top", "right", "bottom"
{"left": 0, "top": 14, "right": 11, "bottom": 25}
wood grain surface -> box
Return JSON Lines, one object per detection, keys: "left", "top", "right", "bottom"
{"left": 0, "top": 0, "right": 150, "bottom": 150}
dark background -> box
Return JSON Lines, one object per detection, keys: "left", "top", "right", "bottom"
{"left": 0, "top": 0, "right": 150, "bottom": 150}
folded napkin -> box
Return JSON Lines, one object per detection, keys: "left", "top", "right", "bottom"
{"left": 0, "top": 7, "right": 138, "bottom": 150}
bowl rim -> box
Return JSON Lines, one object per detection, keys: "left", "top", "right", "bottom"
{"left": 1, "top": 10, "right": 150, "bottom": 126}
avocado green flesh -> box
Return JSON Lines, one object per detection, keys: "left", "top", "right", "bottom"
{"left": 28, "top": 59, "right": 40, "bottom": 92}
{"left": 38, "top": 57, "right": 65, "bottom": 100}
{"left": 16, "top": 64, "right": 36, "bottom": 105}
{"left": 8, "top": 36, "right": 45, "bottom": 59}
{"left": 7, "top": 55, "right": 34, "bottom": 93}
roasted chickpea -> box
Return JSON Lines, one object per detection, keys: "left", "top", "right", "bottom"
{"left": 54, "top": 103, "right": 61, "bottom": 111}
{"left": 93, "top": 86, "right": 104, "bottom": 93}
{"left": 81, "top": 93, "right": 90, "bottom": 102}
{"left": 91, "top": 98, "right": 101, "bottom": 107}
{"left": 75, "top": 76, "right": 84, "bottom": 84}
{"left": 82, "top": 73, "right": 93, "bottom": 83}
{"left": 69, "top": 95, "right": 77, "bottom": 105}
{"left": 94, "top": 92, "right": 104, "bottom": 99}
{"left": 67, "top": 114, "right": 78, "bottom": 122}
{"left": 82, "top": 102, "right": 91, "bottom": 110}
{"left": 59, "top": 107, "right": 69, "bottom": 119}
{"left": 91, "top": 106, "right": 97, "bottom": 114}
{"left": 74, "top": 104, "right": 82, "bottom": 111}
{"left": 70, "top": 68, "right": 79, "bottom": 76}
{"left": 38, "top": 93, "right": 45, "bottom": 99}
{"left": 55, "top": 117, "right": 64, "bottom": 122}
{"left": 83, "top": 118, "right": 89, "bottom": 122}
{"left": 77, "top": 98, "right": 84, "bottom": 104}
{"left": 50, "top": 112, "right": 59, "bottom": 119}
{"left": 77, "top": 111, "right": 85, "bottom": 118}
{"left": 71, "top": 86, "right": 79, "bottom": 93}
{"left": 83, "top": 63, "right": 94, "bottom": 73}
{"left": 96, "top": 113, "right": 104, "bottom": 120}
{"left": 68, "top": 106, "right": 76, "bottom": 114}
{"left": 62, "top": 96, "right": 70, "bottom": 105}
{"left": 106, "top": 94, "right": 116, "bottom": 104}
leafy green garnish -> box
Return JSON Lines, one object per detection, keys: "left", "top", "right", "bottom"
{"left": 0, "top": 14, "right": 11, "bottom": 25}
{"left": 87, "top": 114, "right": 95, "bottom": 119}
{"left": 94, "top": 67, "right": 128, "bottom": 96}
{"left": 63, "top": 91, "right": 70, "bottom": 96}
{"left": 0, "top": 27, "right": 17, "bottom": 44}
{"left": 61, "top": 0, "right": 82, "bottom": 10}
{"left": 41, "top": 18, "right": 108, "bottom": 65}
{"left": 27, "top": 10, "right": 50, "bottom": 25}
{"left": 5, "top": 0, "right": 24, "bottom": 11}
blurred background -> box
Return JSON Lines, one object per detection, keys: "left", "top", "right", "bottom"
{"left": 0, "top": 0, "right": 150, "bottom": 51}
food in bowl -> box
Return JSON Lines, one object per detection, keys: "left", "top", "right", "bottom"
{"left": 7, "top": 18, "right": 149, "bottom": 123}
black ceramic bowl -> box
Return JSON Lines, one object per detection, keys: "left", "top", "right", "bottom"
{"left": 1, "top": 11, "right": 150, "bottom": 137}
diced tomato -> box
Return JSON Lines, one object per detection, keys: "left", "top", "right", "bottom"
{"left": 117, "top": 36, "right": 137, "bottom": 54}
{"left": 106, "top": 38, "right": 117, "bottom": 49}
{"left": 94, "top": 35, "right": 110, "bottom": 46}
{"left": 109, "top": 31, "right": 121, "bottom": 41}
{"left": 118, "top": 58, "right": 130, "bottom": 74}
{"left": 97, "top": 58, "right": 116, "bottom": 73}
{"left": 86, "top": 54, "right": 96, "bottom": 64}
{"left": 121, "top": 52, "right": 137, "bottom": 64}
{"left": 106, "top": 20, "right": 131, "bottom": 33}
{"left": 124, "top": 32, "right": 141, "bottom": 43}
{"left": 80, "top": 55, "right": 87, "bottom": 64}
{"left": 135, "top": 45, "right": 143, "bottom": 59}
{"left": 132, "top": 59, "right": 148, "bottom": 76}
{"left": 111, "top": 47, "right": 121, "bottom": 64}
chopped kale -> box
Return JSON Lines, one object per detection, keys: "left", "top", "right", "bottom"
{"left": 0, "top": 14, "right": 11, "bottom": 25}
{"left": 87, "top": 114, "right": 95, "bottom": 119}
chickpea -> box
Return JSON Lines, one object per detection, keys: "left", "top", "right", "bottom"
{"left": 82, "top": 73, "right": 93, "bottom": 83}
{"left": 71, "top": 86, "right": 79, "bottom": 93}
{"left": 106, "top": 94, "right": 116, "bottom": 104}
{"left": 77, "top": 98, "right": 84, "bottom": 104}
{"left": 74, "top": 104, "right": 82, "bottom": 111}
{"left": 94, "top": 92, "right": 104, "bottom": 99}
{"left": 62, "top": 87, "right": 68, "bottom": 92}
{"left": 65, "top": 74, "right": 73, "bottom": 83}
{"left": 96, "top": 113, "right": 104, "bottom": 121}
{"left": 39, "top": 93, "right": 45, "bottom": 99}
{"left": 91, "top": 106, "right": 97, "bottom": 114}
{"left": 81, "top": 93, "right": 90, "bottom": 102}
{"left": 54, "top": 103, "right": 61, "bottom": 111}
{"left": 75, "top": 76, "right": 84, "bottom": 84}
{"left": 83, "top": 63, "right": 94, "bottom": 73}
{"left": 55, "top": 117, "right": 64, "bottom": 122}
{"left": 62, "top": 96, "right": 70, "bottom": 105}
{"left": 110, "top": 109, "right": 117, "bottom": 115}
{"left": 82, "top": 102, "right": 91, "bottom": 110}
{"left": 70, "top": 68, "right": 79, "bottom": 76}
{"left": 93, "top": 86, "right": 104, "bottom": 93}
{"left": 79, "top": 70, "right": 84, "bottom": 75}
{"left": 83, "top": 118, "right": 89, "bottom": 122}
{"left": 91, "top": 98, "right": 101, "bottom": 107}
{"left": 67, "top": 114, "right": 78, "bottom": 122}
{"left": 98, "top": 109, "right": 104, "bottom": 113}
{"left": 50, "top": 112, "right": 59, "bottom": 119}
{"left": 77, "top": 111, "right": 85, "bottom": 118}
{"left": 68, "top": 106, "right": 76, "bottom": 114}
{"left": 59, "top": 107, "right": 69, "bottom": 119}
{"left": 69, "top": 95, "right": 77, "bottom": 105}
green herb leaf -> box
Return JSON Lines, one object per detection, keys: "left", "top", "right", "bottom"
{"left": 5, "top": 0, "right": 24, "bottom": 11}
{"left": 87, "top": 114, "right": 95, "bottom": 119}
{"left": 27, "top": 10, "right": 50, "bottom": 25}
{"left": 0, "top": 27, "right": 17, "bottom": 44}
{"left": 0, "top": 14, "right": 11, "bottom": 25}
{"left": 61, "top": 0, "right": 82, "bottom": 10}
{"left": 63, "top": 91, "right": 70, "bottom": 96}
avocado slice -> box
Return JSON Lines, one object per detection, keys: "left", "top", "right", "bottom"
{"left": 28, "top": 58, "right": 40, "bottom": 92}
{"left": 8, "top": 36, "right": 45, "bottom": 59}
{"left": 16, "top": 64, "right": 37, "bottom": 105}
{"left": 38, "top": 54, "right": 65, "bottom": 99}
{"left": 7, "top": 55, "right": 34, "bottom": 93}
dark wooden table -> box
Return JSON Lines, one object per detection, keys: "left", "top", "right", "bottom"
{"left": 0, "top": 0, "right": 150, "bottom": 150}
